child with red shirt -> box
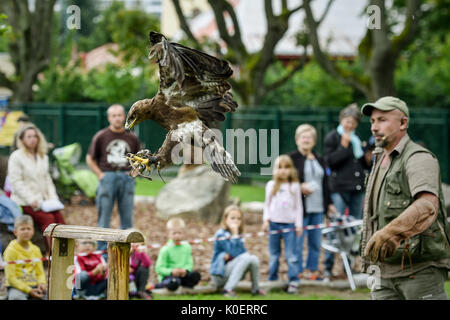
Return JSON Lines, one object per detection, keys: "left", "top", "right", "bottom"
{"left": 73, "top": 240, "right": 107, "bottom": 299}
{"left": 129, "top": 241, "right": 152, "bottom": 300}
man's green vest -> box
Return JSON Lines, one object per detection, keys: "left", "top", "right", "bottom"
{"left": 375, "top": 139, "right": 450, "bottom": 264}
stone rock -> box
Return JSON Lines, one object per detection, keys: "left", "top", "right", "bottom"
{"left": 155, "top": 165, "right": 229, "bottom": 223}
{"left": 241, "top": 201, "right": 264, "bottom": 214}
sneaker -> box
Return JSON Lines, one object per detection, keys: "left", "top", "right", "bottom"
{"left": 137, "top": 291, "right": 152, "bottom": 300}
{"left": 306, "top": 272, "right": 324, "bottom": 281}
{"left": 287, "top": 282, "right": 299, "bottom": 294}
{"left": 222, "top": 289, "right": 238, "bottom": 298}
{"left": 251, "top": 289, "right": 266, "bottom": 296}
{"left": 323, "top": 270, "right": 332, "bottom": 279}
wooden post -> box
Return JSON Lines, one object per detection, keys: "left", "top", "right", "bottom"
{"left": 107, "top": 242, "right": 130, "bottom": 300}
{"left": 44, "top": 224, "right": 144, "bottom": 300}
{"left": 48, "top": 238, "right": 75, "bottom": 300}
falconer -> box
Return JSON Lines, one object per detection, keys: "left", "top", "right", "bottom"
{"left": 360, "top": 96, "right": 450, "bottom": 300}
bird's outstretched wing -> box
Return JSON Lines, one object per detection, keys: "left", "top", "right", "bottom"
{"left": 149, "top": 31, "right": 238, "bottom": 127}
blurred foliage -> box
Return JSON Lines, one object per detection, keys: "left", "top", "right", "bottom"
{"left": 0, "top": 13, "right": 11, "bottom": 36}
{"left": 0, "top": 13, "right": 11, "bottom": 51}
{"left": 23, "top": 0, "right": 450, "bottom": 109}
{"left": 396, "top": 34, "right": 450, "bottom": 108}
{"left": 260, "top": 61, "right": 355, "bottom": 107}
{"left": 34, "top": 0, "right": 160, "bottom": 104}
{"left": 394, "top": 0, "right": 450, "bottom": 108}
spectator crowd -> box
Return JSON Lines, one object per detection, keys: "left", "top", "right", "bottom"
{"left": 1, "top": 97, "right": 448, "bottom": 300}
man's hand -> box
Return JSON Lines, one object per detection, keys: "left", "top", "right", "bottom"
{"left": 364, "top": 229, "right": 403, "bottom": 262}
{"left": 98, "top": 172, "right": 105, "bottom": 181}
{"left": 364, "top": 194, "right": 437, "bottom": 262}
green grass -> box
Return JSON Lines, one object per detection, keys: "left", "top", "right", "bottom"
{"left": 229, "top": 184, "right": 265, "bottom": 202}
{"left": 135, "top": 178, "right": 166, "bottom": 196}
{"left": 147, "top": 282, "right": 450, "bottom": 300}
{"left": 151, "top": 288, "right": 371, "bottom": 300}
{"left": 135, "top": 178, "right": 266, "bottom": 202}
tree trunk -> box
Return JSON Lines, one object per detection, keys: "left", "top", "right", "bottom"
{"left": 1, "top": 0, "right": 56, "bottom": 103}
{"left": 303, "top": 0, "right": 422, "bottom": 102}
{"left": 370, "top": 56, "right": 396, "bottom": 99}
{"left": 171, "top": 0, "right": 304, "bottom": 107}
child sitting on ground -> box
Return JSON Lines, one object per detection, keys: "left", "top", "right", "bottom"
{"left": 4, "top": 215, "right": 47, "bottom": 300}
{"left": 155, "top": 217, "right": 201, "bottom": 291}
{"left": 73, "top": 240, "right": 108, "bottom": 299}
{"left": 128, "top": 229, "right": 152, "bottom": 300}
{"left": 210, "top": 205, "right": 264, "bottom": 297}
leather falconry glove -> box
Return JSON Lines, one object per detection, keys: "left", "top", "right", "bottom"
{"left": 364, "top": 197, "right": 437, "bottom": 263}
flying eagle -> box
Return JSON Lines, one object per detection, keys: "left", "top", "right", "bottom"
{"left": 125, "top": 31, "right": 241, "bottom": 183}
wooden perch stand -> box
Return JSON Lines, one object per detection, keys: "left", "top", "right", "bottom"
{"left": 43, "top": 224, "right": 145, "bottom": 300}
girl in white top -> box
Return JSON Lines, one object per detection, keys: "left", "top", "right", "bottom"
{"left": 263, "top": 155, "right": 303, "bottom": 293}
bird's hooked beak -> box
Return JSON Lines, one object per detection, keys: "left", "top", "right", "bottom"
{"left": 125, "top": 118, "right": 136, "bottom": 131}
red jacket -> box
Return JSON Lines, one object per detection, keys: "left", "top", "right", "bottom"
{"left": 74, "top": 252, "right": 107, "bottom": 284}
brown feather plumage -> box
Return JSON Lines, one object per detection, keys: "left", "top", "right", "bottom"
{"left": 125, "top": 31, "right": 241, "bottom": 183}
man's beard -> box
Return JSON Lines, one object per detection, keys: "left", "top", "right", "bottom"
{"left": 375, "top": 135, "right": 388, "bottom": 148}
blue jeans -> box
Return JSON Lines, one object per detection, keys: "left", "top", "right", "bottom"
{"left": 297, "top": 212, "right": 323, "bottom": 273}
{"left": 324, "top": 191, "right": 364, "bottom": 272}
{"left": 330, "top": 191, "right": 364, "bottom": 219}
{"left": 96, "top": 171, "right": 136, "bottom": 252}
{"left": 267, "top": 222, "right": 298, "bottom": 283}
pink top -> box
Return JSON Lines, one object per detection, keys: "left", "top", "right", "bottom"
{"left": 130, "top": 250, "right": 152, "bottom": 272}
{"left": 263, "top": 180, "right": 303, "bottom": 228}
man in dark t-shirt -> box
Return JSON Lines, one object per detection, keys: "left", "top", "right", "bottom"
{"left": 86, "top": 104, "right": 141, "bottom": 253}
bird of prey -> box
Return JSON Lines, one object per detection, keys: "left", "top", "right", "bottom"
{"left": 125, "top": 31, "right": 241, "bottom": 183}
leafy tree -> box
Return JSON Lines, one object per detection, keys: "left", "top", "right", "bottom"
{"left": 171, "top": 0, "right": 308, "bottom": 106}
{"left": 0, "top": 0, "right": 57, "bottom": 102}
{"left": 261, "top": 61, "right": 354, "bottom": 107}
{"left": 34, "top": 0, "right": 161, "bottom": 104}
{"left": 302, "top": 0, "right": 440, "bottom": 101}
{"left": 396, "top": 34, "right": 450, "bottom": 108}
{"left": 76, "top": 1, "right": 160, "bottom": 62}
{"left": 0, "top": 13, "right": 11, "bottom": 37}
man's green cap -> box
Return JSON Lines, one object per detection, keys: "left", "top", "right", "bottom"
{"left": 361, "top": 96, "right": 409, "bottom": 118}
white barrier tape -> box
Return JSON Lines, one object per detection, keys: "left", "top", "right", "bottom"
{"left": 0, "top": 256, "right": 51, "bottom": 268}
{"left": 1, "top": 219, "right": 363, "bottom": 267}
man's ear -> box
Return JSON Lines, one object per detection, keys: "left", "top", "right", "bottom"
{"left": 400, "top": 117, "right": 408, "bottom": 129}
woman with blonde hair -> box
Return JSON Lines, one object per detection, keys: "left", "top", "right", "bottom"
{"left": 8, "top": 124, "right": 65, "bottom": 254}
{"left": 289, "top": 124, "right": 336, "bottom": 281}
{"left": 263, "top": 155, "right": 303, "bottom": 293}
